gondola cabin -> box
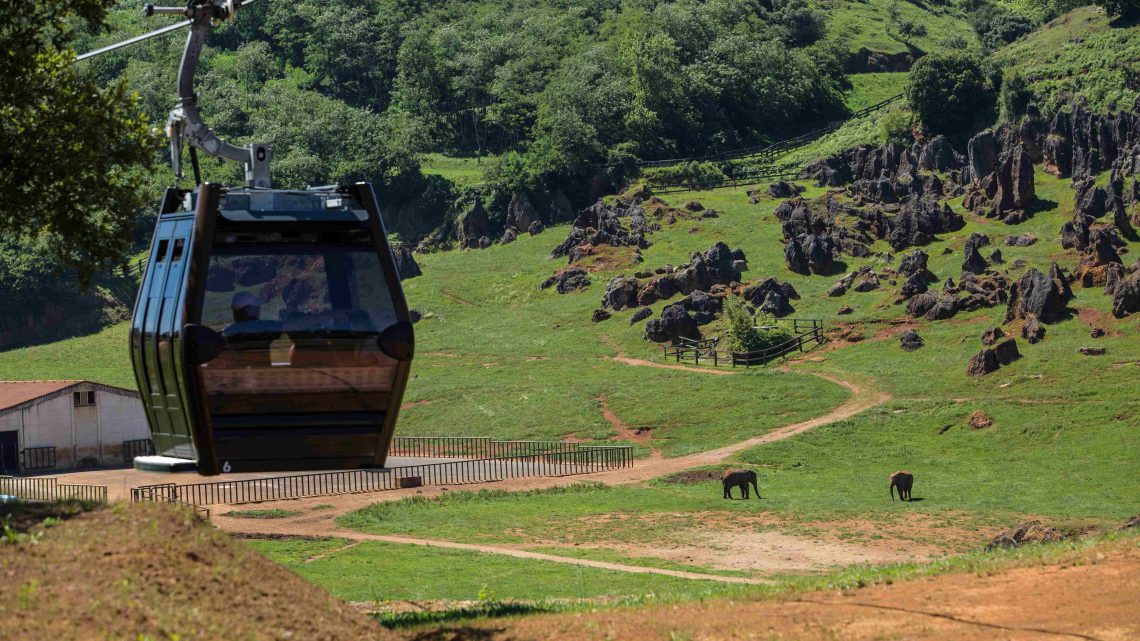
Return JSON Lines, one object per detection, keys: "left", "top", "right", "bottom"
{"left": 129, "top": 182, "right": 414, "bottom": 475}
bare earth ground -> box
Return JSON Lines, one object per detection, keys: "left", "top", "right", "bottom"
{"left": 442, "top": 539, "right": 1140, "bottom": 641}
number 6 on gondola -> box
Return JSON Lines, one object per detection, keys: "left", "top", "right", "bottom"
{"left": 130, "top": 182, "right": 414, "bottom": 475}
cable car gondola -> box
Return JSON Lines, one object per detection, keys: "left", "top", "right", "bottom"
{"left": 120, "top": 0, "right": 414, "bottom": 475}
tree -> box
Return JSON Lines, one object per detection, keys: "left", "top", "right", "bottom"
{"left": 0, "top": 0, "right": 158, "bottom": 283}
{"left": 906, "top": 52, "right": 992, "bottom": 135}
{"left": 1096, "top": 0, "right": 1140, "bottom": 18}
{"left": 999, "top": 70, "right": 1034, "bottom": 122}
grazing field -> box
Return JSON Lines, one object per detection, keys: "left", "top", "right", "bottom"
{"left": 247, "top": 536, "right": 747, "bottom": 603}
{"left": 844, "top": 72, "right": 908, "bottom": 111}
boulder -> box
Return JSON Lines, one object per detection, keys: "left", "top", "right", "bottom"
{"left": 1005, "top": 233, "right": 1036, "bottom": 247}
{"left": 924, "top": 296, "right": 959, "bottom": 321}
{"left": 994, "top": 338, "right": 1021, "bottom": 365}
{"left": 837, "top": 305, "right": 854, "bottom": 315}
{"left": 1074, "top": 228, "right": 1124, "bottom": 287}
{"left": 900, "top": 271, "right": 929, "bottom": 298}
{"left": 684, "top": 200, "right": 704, "bottom": 212}
{"left": 917, "top": 135, "right": 958, "bottom": 172}
{"left": 967, "top": 130, "right": 998, "bottom": 185}
{"left": 1111, "top": 268, "right": 1140, "bottom": 317}
{"left": 601, "top": 276, "right": 639, "bottom": 311}
{"left": 644, "top": 304, "right": 701, "bottom": 343}
{"left": 1079, "top": 346, "right": 1107, "bottom": 356}
{"left": 540, "top": 268, "right": 591, "bottom": 294}
{"left": 966, "top": 348, "right": 999, "bottom": 376}
{"left": 636, "top": 276, "right": 678, "bottom": 307}
{"left": 767, "top": 181, "right": 803, "bottom": 198}
{"left": 784, "top": 237, "right": 810, "bottom": 274}
{"left": 500, "top": 228, "right": 517, "bottom": 244}
{"left": 758, "top": 291, "right": 794, "bottom": 317}
{"left": 392, "top": 244, "right": 422, "bottom": 280}
{"left": 801, "top": 234, "right": 838, "bottom": 274}
{"left": 1005, "top": 266, "right": 1072, "bottom": 324}
{"left": 988, "top": 248, "right": 1004, "bottom": 265}
{"left": 528, "top": 221, "right": 545, "bottom": 236}
{"left": 1060, "top": 216, "right": 1090, "bottom": 250}
{"left": 899, "top": 330, "right": 924, "bottom": 351}
{"left": 630, "top": 307, "right": 653, "bottom": 324}
{"left": 1010, "top": 144, "right": 1036, "bottom": 210}
{"left": 981, "top": 326, "right": 1004, "bottom": 345}
{"left": 507, "top": 191, "right": 541, "bottom": 232}
{"left": 987, "top": 521, "right": 1067, "bottom": 550}
{"left": 1090, "top": 327, "right": 1106, "bottom": 338}
{"left": 457, "top": 198, "right": 491, "bottom": 250}
{"left": 962, "top": 244, "right": 988, "bottom": 275}
{"left": 591, "top": 309, "right": 611, "bottom": 323}
{"left": 897, "top": 249, "right": 934, "bottom": 279}
{"left": 852, "top": 270, "right": 880, "bottom": 292}
{"left": 906, "top": 292, "right": 938, "bottom": 318}
{"left": 1021, "top": 316, "right": 1045, "bottom": 344}
{"left": 969, "top": 409, "right": 994, "bottom": 429}
{"left": 1074, "top": 179, "right": 1107, "bottom": 219}
{"left": 743, "top": 278, "right": 800, "bottom": 309}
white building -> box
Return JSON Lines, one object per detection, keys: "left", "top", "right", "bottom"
{"left": 0, "top": 381, "right": 151, "bottom": 473}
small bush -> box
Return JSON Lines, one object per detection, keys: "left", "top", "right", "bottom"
{"left": 879, "top": 106, "right": 916, "bottom": 145}
{"left": 999, "top": 70, "right": 1034, "bottom": 122}
{"left": 723, "top": 298, "right": 794, "bottom": 353}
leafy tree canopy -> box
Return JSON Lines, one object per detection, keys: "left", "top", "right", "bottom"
{"left": 0, "top": 0, "right": 159, "bottom": 283}
{"left": 906, "top": 51, "right": 992, "bottom": 135}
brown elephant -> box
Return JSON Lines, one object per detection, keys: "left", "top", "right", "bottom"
{"left": 889, "top": 471, "right": 914, "bottom": 501}
{"left": 722, "top": 469, "right": 759, "bottom": 499}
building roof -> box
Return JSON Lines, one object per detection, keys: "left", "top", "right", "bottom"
{"left": 0, "top": 381, "right": 139, "bottom": 415}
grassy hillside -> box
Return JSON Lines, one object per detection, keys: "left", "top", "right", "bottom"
{"left": 992, "top": 6, "right": 1140, "bottom": 113}
{"left": 826, "top": 0, "right": 979, "bottom": 55}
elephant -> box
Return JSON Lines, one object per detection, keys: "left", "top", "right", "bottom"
{"left": 889, "top": 470, "right": 914, "bottom": 501}
{"left": 722, "top": 469, "right": 759, "bottom": 499}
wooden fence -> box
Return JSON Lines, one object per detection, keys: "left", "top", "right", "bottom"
{"left": 662, "top": 318, "right": 826, "bottom": 368}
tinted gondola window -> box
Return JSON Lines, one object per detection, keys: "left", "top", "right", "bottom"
{"left": 198, "top": 227, "right": 400, "bottom": 405}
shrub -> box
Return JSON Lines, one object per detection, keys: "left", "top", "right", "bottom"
{"left": 879, "top": 106, "right": 916, "bottom": 145}
{"left": 723, "top": 298, "right": 793, "bottom": 353}
{"left": 999, "top": 70, "right": 1034, "bottom": 122}
{"left": 1095, "top": 0, "right": 1140, "bottom": 18}
{"left": 906, "top": 52, "right": 992, "bottom": 135}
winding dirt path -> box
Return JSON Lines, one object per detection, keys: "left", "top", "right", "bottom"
{"left": 216, "top": 367, "right": 892, "bottom": 583}
{"left": 243, "top": 530, "right": 768, "bottom": 585}
{"left": 610, "top": 355, "right": 737, "bottom": 375}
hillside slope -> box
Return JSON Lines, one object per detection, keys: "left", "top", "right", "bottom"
{"left": 0, "top": 503, "right": 392, "bottom": 640}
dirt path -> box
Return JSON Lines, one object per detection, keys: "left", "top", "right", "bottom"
{"left": 240, "top": 528, "right": 768, "bottom": 585}
{"left": 448, "top": 539, "right": 1140, "bottom": 641}
{"left": 610, "top": 355, "right": 737, "bottom": 375}
{"left": 215, "top": 368, "right": 892, "bottom": 579}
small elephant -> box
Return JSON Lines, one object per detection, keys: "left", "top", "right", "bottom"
{"left": 889, "top": 470, "right": 914, "bottom": 501}
{"left": 722, "top": 469, "right": 759, "bottom": 499}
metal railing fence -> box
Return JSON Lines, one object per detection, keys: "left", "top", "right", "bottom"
{"left": 0, "top": 475, "right": 108, "bottom": 503}
{"left": 131, "top": 445, "right": 634, "bottom": 507}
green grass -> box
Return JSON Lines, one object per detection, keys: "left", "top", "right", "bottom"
{"left": 419, "top": 153, "right": 498, "bottom": 187}
{"left": 223, "top": 509, "right": 301, "bottom": 519}
{"left": 0, "top": 323, "right": 134, "bottom": 388}
{"left": 246, "top": 537, "right": 746, "bottom": 603}
{"left": 992, "top": 6, "right": 1140, "bottom": 114}
{"left": 844, "top": 72, "right": 908, "bottom": 112}
{"left": 824, "top": 0, "right": 979, "bottom": 56}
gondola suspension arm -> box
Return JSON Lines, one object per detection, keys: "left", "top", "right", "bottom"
{"left": 106, "top": 0, "right": 272, "bottom": 187}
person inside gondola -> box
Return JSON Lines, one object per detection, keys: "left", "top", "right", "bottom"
{"left": 219, "top": 291, "right": 281, "bottom": 367}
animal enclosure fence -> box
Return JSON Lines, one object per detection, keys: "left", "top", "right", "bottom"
{"left": 0, "top": 475, "right": 108, "bottom": 503}
{"left": 131, "top": 443, "right": 633, "bottom": 507}
{"left": 662, "top": 318, "right": 826, "bottom": 368}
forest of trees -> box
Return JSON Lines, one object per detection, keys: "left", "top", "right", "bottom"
{"left": 73, "top": 0, "right": 852, "bottom": 221}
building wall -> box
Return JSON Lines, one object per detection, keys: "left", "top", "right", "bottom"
{"left": 0, "top": 384, "right": 150, "bottom": 468}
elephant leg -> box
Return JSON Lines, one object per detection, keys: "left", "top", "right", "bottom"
{"left": 741, "top": 485, "right": 748, "bottom": 499}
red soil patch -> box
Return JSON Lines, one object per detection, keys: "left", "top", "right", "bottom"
{"left": 400, "top": 399, "right": 433, "bottom": 410}
{"left": 0, "top": 503, "right": 390, "bottom": 640}
{"left": 596, "top": 393, "right": 653, "bottom": 445}
{"left": 455, "top": 538, "right": 1140, "bottom": 641}
{"left": 1076, "top": 307, "right": 1121, "bottom": 336}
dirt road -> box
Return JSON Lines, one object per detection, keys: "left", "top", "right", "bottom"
{"left": 444, "top": 538, "right": 1140, "bottom": 641}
